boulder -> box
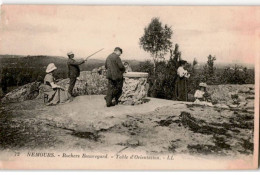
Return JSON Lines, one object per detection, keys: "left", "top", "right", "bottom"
{"left": 36, "top": 78, "right": 89, "bottom": 99}
{"left": 56, "top": 78, "right": 88, "bottom": 95}
{"left": 207, "top": 84, "right": 254, "bottom": 106}
{"left": 1, "top": 82, "right": 41, "bottom": 103}
{"left": 80, "top": 71, "right": 108, "bottom": 95}
{"left": 1, "top": 66, "right": 108, "bottom": 103}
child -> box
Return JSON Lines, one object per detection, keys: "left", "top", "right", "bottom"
{"left": 123, "top": 62, "right": 132, "bottom": 73}
{"left": 194, "top": 82, "right": 213, "bottom": 106}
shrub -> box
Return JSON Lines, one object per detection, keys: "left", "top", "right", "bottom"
{"left": 220, "top": 65, "right": 254, "bottom": 84}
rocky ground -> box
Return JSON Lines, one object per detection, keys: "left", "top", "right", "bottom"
{"left": 0, "top": 84, "right": 255, "bottom": 158}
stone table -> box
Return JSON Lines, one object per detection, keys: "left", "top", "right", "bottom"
{"left": 119, "top": 72, "right": 149, "bottom": 105}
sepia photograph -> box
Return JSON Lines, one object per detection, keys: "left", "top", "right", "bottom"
{"left": 0, "top": 5, "right": 259, "bottom": 170}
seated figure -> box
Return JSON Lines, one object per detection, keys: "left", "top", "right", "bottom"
{"left": 40, "top": 63, "right": 71, "bottom": 106}
{"left": 194, "top": 82, "right": 213, "bottom": 106}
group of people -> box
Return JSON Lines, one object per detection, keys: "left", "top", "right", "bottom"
{"left": 175, "top": 60, "right": 212, "bottom": 104}
{"left": 41, "top": 47, "right": 126, "bottom": 107}
{"left": 40, "top": 51, "right": 86, "bottom": 105}
{"left": 41, "top": 46, "right": 211, "bottom": 107}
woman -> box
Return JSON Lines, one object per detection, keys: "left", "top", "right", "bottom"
{"left": 175, "top": 60, "right": 190, "bottom": 101}
{"left": 40, "top": 63, "right": 71, "bottom": 106}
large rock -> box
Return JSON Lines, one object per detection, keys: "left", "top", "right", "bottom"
{"left": 35, "top": 78, "right": 89, "bottom": 99}
{"left": 79, "top": 70, "right": 108, "bottom": 95}
{"left": 56, "top": 66, "right": 108, "bottom": 96}
{"left": 56, "top": 78, "right": 88, "bottom": 95}
{"left": 1, "top": 82, "right": 41, "bottom": 103}
{"left": 1, "top": 66, "right": 108, "bottom": 103}
{"left": 207, "top": 84, "right": 254, "bottom": 104}
{"left": 119, "top": 72, "right": 148, "bottom": 105}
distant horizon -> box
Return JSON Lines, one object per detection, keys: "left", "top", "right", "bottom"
{"left": 0, "top": 53, "right": 255, "bottom": 68}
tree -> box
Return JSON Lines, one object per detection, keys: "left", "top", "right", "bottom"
{"left": 203, "top": 54, "right": 216, "bottom": 84}
{"left": 139, "top": 17, "right": 173, "bottom": 68}
{"left": 192, "top": 58, "right": 198, "bottom": 68}
{"left": 204, "top": 55, "right": 216, "bottom": 75}
{"left": 137, "top": 44, "right": 186, "bottom": 99}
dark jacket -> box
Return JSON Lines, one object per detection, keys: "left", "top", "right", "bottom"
{"left": 67, "top": 58, "right": 85, "bottom": 78}
{"left": 105, "top": 53, "right": 125, "bottom": 81}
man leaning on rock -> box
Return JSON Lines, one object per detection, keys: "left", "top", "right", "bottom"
{"left": 105, "top": 47, "right": 125, "bottom": 107}
{"left": 67, "top": 52, "right": 88, "bottom": 97}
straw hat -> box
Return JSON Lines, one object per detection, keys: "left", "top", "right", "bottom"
{"left": 46, "top": 63, "right": 57, "bottom": 73}
{"left": 199, "top": 82, "right": 207, "bottom": 88}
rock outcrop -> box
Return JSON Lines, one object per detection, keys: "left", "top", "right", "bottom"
{"left": 0, "top": 85, "right": 255, "bottom": 155}
{"left": 57, "top": 78, "right": 88, "bottom": 95}
{"left": 207, "top": 84, "right": 254, "bottom": 103}
{"left": 1, "top": 66, "right": 108, "bottom": 103}
{"left": 207, "top": 84, "right": 254, "bottom": 111}
{"left": 79, "top": 69, "right": 108, "bottom": 95}
{"left": 1, "top": 82, "right": 41, "bottom": 103}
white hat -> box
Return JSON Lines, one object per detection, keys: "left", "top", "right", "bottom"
{"left": 67, "top": 51, "right": 74, "bottom": 56}
{"left": 46, "top": 63, "right": 57, "bottom": 73}
{"left": 199, "top": 82, "right": 207, "bottom": 88}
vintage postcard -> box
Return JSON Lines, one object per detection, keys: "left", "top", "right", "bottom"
{"left": 0, "top": 5, "right": 259, "bottom": 170}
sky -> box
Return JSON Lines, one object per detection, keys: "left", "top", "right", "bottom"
{"left": 0, "top": 5, "right": 259, "bottom": 65}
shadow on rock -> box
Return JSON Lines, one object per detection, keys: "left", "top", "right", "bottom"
{"left": 155, "top": 115, "right": 180, "bottom": 127}
{"left": 180, "top": 112, "right": 229, "bottom": 136}
{"left": 238, "top": 138, "right": 254, "bottom": 155}
{"left": 187, "top": 144, "right": 223, "bottom": 155}
{"left": 71, "top": 131, "right": 99, "bottom": 141}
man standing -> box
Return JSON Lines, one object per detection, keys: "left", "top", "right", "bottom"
{"left": 67, "top": 52, "right": 86, "bottom": 97}
{"left": 105, "top": 47, "right": 125, "bottom": 107}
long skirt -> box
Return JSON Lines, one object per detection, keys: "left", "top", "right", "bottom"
{"left": 175, "top": 76, "right": 188, "bottom": 101}
{"left": 39, "top": 85, "right": 71, "bottom": 105}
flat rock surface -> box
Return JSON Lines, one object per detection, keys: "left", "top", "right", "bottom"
{"left": 0, "top": 86, "right": 254, "bottom": 158}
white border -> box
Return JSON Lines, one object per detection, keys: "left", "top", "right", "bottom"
{"left": 0, "top": 0, "right": 259, "bottom": 174}
{"left": 1, "top": 0, "right": 260, "bottom": 5}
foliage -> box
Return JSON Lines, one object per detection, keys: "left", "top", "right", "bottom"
{"left": 136, "top": 44, "right": 180, "bottom": 99}
{"left": 139, "top": 17, "right": 173, "bottom": 64}
{"left": 137, "top": 52, "right": 254, "bottom": 100}
{"left": 0, "top": 55, "right": 103, "bottom": 95}
{"left": 202, "top": 55, "right": 217, "bottom": 84}
{"left": 220, "top": 65, "right": 254, "bottom": 84}
{"left": 0, "top": 54, "right": 255, "bottom": 98}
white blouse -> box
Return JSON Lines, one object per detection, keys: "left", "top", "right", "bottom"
{"left": 194, "top": 90, "right": 205, "bottom": 99}
{"left": 177, "top": 66, "right": 190, "bottom": 78}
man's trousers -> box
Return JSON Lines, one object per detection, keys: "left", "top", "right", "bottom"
{"left": 106, "top": 79, "right": 123, "bottom": 107}
{"left": 68, "top": 77, "right": 77, "bottom": 96}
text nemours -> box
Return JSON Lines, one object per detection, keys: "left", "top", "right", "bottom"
{"left": 25, "top": 152, "right": 174, "bottom": 160}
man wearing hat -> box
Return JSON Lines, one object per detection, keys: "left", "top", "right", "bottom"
{"left": 105, "top": 47, "right": 125, "bottom": 107}
{"left": 67, "top": 52, "right": 86, "bottom": 97}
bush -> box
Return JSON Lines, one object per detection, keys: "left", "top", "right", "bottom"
{"left": 137, "top": 57, "right": 254, "bottom": 101}
{"left": 220, "top": 65, "right": 254, "bottom": 84}
{"left": 136, "top": 58, "right": 178, "bottom": 100}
